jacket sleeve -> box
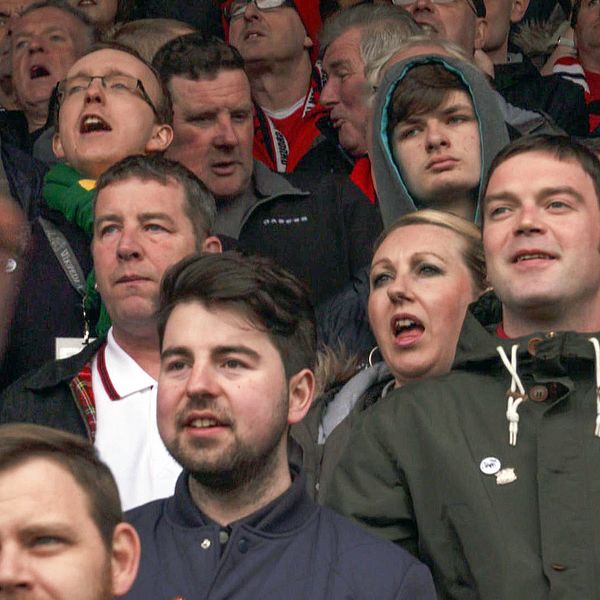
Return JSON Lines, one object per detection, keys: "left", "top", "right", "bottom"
{"left": 324, "top": 403, "right": 419, "bottom": 556}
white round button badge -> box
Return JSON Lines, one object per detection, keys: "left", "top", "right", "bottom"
{"left": 479, "top": 457, "right": 501, "bottom": 475}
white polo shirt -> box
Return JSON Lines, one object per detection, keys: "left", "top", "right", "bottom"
{"left": 92, "top": 328, "right": 181, "bottom": 511}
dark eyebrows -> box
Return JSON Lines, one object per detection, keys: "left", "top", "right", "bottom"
{"left": 161, "top": 345, "right": 192, "bottom": 362}
{"left": 161, "top": 344, "right": 262, "bottom": 362}
{"left": 138, "top": 211, "right": 176, "bottom": 224}
{"left": 484, "top": 186, "right": 586, "bottom": 207}
{"left": 94, "top": 213, "right": 123, "bottom": 231}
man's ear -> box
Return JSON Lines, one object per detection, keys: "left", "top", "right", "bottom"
{"left": 52, "top": 131, "right": 65, "bottom": 160}
{"left": 303, "top": 35, "right": 313, "bottom": 51}
{"left": 201, "top": 235, "right": 222, "bottom": 254}
{"left": 145, "top": 124, "right": 173, "bottom": 154}
{"left": 287, "top": 368, "right": 315, "bottom": 425}
{"left": 110, "top": 523, "right": 140, "bottom": 597}
{"left": 474, "top": 18, "right": 488, "bottom": 51}
{"left": 511, "top": 0, "right": 530, "bottom": 23}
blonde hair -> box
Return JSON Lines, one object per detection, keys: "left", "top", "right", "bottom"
{"left": 374, "top": 209, "right": 487, "bottom": 293}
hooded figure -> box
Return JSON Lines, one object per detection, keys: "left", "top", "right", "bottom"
{"left": 371, "top": 54, "right": 509, "bottom": 228}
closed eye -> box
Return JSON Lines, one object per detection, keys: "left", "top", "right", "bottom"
{"left": 370, "top": 271, "right": 393, "bottom": 289}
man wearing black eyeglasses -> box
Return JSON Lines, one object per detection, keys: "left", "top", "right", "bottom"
{"left": 0, "top": 42, "right": 174, "bottom": 391}
{"left": 220, "top": 1, "right": 346, "bottom": 180}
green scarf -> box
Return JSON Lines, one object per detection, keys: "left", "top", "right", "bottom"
{"left": 43, "top": 162, "right": 111, "bottom": 336}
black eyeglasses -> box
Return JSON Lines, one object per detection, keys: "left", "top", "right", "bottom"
{"left": 225, "top": 0, "right": 294, "bottom": 21}
{"left": 56, "top": 74, "right": 160, "bottom": 119}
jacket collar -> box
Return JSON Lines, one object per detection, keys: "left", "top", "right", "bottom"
{"left": 166, "top": 465, "right": 317, "bottom": 535}
{"left": 253, "top": 160, "right": 308, "bottom": 200}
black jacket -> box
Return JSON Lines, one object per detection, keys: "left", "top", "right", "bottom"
{"left": 125, "top": 468, "right": 436, "bottom": 600}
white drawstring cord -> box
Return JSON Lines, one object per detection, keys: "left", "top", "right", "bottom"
{"left": 588, "top": 337, "right": 600, "bottom": 437}
{"left": 497, "top": 345, "right": 527, "bottom": 446}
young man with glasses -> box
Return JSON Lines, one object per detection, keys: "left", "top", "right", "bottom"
{"left": 221, "top": 0, "right": 346, "bottom": 179}
{"left": 0, "top": 42, "right": 173, "bottom": 389}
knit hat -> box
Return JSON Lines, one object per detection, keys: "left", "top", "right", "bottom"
{"left": 221, "top": 1, "right": 322, "bottom": 64}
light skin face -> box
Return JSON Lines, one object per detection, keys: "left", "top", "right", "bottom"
{"left": 321, "top": 27, "right": 369, "bottom": 157}
{"left": 392, "top": 89, "right": 481, "bottom": 219}
{"left": 67, "top": 0, "right": 118, "bottom": 28}
{"left": 228, "top": 3, "right": 312, "bottom": 67}
{"left": 166, "top": 70, "right": 254, "bottom": 202}
{"left": 158, "top": 301, "right": 314, "bottom": 525}
{"left": 11, "top": 7, "right": 88, "bottom": 128}
{"left": 575, "top": 0, "right": 600, "bottom": 72}
{"left": 483, "top": 152, "right": 600, "bottom": 336}
{"left": 368, "top": 223, "right": 477, "bottom": 387}
{"left": 92, "top": 177, "right": 221, "bottom": 345}
{"left": 52, "top": 49, "right": 173, "bottom": 179}
{"left": 403, "top": 0, "right": 487, "bottom": 54}
{"left": 0, "top": 457, "right": 139, "bottom": 599}
{"left": 483, "top": 0, "right": 529, "bottom": 64}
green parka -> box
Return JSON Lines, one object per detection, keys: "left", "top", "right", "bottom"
{"left": 325, "top": 306, "right": 600, "bottom": 600}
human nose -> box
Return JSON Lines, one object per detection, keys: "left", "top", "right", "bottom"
{"left": 27, "top": 34, "right": 44, "bottom": 53}
{"left": 84, "top": 77, "right": 106, "bottom": 105}
{"left": 0, "top": 545, "right": 32, "bottom": 593}
{"left": 320, "top": 77, "right": 339, "bottom": 107}
{"left": 410, "top": 0, "right": 432, "bottom": 12}
{"left": 116, "top": 228, "right": 143, "bottom": 261}
{"left": 425, "top": 120, "right": 449, "bottom": 151}
{"left": 515, "top": 203, "right": 544, "bottom": 236}
{"left": 214, "top": 114, "right": 238, "bottom": 147}
{"left": 243, "top": 1, "right": 260, "bottom": 20}
{"left": 186, "top": 361, "right": 221, "bottom": 399}
{"left": 386, "top": 274, "right": 414, "bottom": 303}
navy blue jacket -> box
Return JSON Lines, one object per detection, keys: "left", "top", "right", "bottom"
{"left": 125, "top": 469, "right": 436, "bottom": 600}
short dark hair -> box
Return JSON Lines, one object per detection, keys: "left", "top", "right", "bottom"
{"left": 387, "top": 63, "right": 468, "bottom": 135}
{"left": 158, "top": 252, "right": 317, "bottom": 378}
{"left": 20, "top": 0, "right": 97, "bottom": 46}
{"left": 153, "top": 32, "right": 244, "bottom": 87}
{"left": 95, "top": 154, "right": 217, "bottom": 246}
{"left": 483, "top": 134, "right": 600, "bottom": 211}
{"left": 0, "top": 423, "right": 121, "bottom": 549}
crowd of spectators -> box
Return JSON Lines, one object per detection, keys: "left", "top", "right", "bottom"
{"left": 0, "top": 0, "right": 598, "bottom": 598}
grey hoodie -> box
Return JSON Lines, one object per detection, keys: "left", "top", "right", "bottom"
{"left": 371, "top": 55, "right": 509, "bottom": 227}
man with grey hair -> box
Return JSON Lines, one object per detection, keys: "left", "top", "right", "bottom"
{"left": 320, "top": 3, "right": 420, "bottom": 201}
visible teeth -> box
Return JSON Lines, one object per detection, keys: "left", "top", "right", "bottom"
{"left": 190, "top": 418, "right": 218, "bottom": 428}
{"left": 394, "top": 318, "right": 416, "bottom": 334}
{"left": 516, "top": 253, "right": 551, "bottom": 262}
{"left": 84, "top": 116, "right": 104, "bottom": 126}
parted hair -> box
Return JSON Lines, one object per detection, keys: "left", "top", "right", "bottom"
{"left": 374, "top": 209, "right": 487, "bottom": 294}
{"left": 153, "top": 32, "right": 244, "bottom": 85}
{"left": 94, "top": 154, "right": 217, "bottom": 245}
{"left": 483, "top": 134, "right": 600, "bottom": 210}
{"left": 0, "top": 423, "right": 122, "bottom": 549}
{"left": 158, "top": 252, "right": 317, "bottom": 378}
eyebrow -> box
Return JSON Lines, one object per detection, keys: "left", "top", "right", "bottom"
{"left": 400, "top": 102, "right": 474, "bottom": 125}
{"left": 161, "top": 345, "right": 261, "bottom": 362}
{"left": 95, "top": 212, "right": 176, "bottom": 228}
{"left": 13, "top": 25, "right": 69, "bottom": 38}
{"left": 326, "top": 58, "right": 351, "bottom": 71}
{"left": 483, "top": 186, "right": 586, "bottom": 206}
{"left": 68, "top": 68, "right": 133, "bottom": 79}
{"left": 370, "top": 251, "right": 448, "bottom": 271}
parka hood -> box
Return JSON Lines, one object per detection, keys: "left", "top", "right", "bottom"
{"left": 372, "top": 55, "right": 509, "bottom": 227}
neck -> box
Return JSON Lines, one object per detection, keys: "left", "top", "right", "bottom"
{"left": 579, "top": 51, "right": 600, "bottom": 74}
{"left": 429, "top": 193, "right": 476, "bottom": 222}
{"left": 188, "top": 443, "right": 292, "bottom": 527}
{"left": 23, "top": 101, "right": 47, "bottom": 133}
{"left": 501, "top": 299, "right": 600, "bottom": 338}
{"left": 247, "top": 55, "right": 312, "bottom": 112}
{"left": 486, "top": 39, "right": 509, "bottom": 65}
{"left": 111, "top": 325, "right": 161, "bottom": 380}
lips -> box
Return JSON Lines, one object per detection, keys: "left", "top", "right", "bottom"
{"left": 391, "top": 314, "right": 425, "bottom": 347}
{"left": 182, "top": 411, "right": 231, "bottom": 433}
{"left": 511, "top": 250, "right": 557, "bottom": 264}
{"left": 30, "top": 65, "right": 50, "bottom": 80}
{"left": 211, "top": 161, "right": 238, "bottom": 175}
{"left": 80, "top": 114, "right": 112, "bottom": 134}
{"left": 427, "top": 156, "right": 458, "bottom": 171}
{"left": 244, "top": 29, "right": 265, "bottom": 41}
{"left": 115, "top": 274, "right": 151, "bottom": 284}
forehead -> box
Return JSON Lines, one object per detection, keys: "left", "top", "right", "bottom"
{"left": 95, "top": 177, "right": 188, "bottom": 217}
{"left": 170, "top": 69, "right": 252, "bottom": 109}
{"left": 324, "top": 27, "right": 363, "bottom": 67}
{"left": 486, "top": 151, "right": 598, "bottom": 202}
{"left": 0, "top": 457, "right": 94, "bottom": 527}
{"left": 375, "top": 223, "right": 465, "bottom": 259}
{"left": 396, "top": 87, "right": 474, "bottom": 122}
{"left": 67, "top": 49, "right": 159, "bottom": 94}
{"left": 13, "top": 6, "right": 82, "bottom": 34}
{"left": 164, "top": 300, "right": 277, "bottom": 352}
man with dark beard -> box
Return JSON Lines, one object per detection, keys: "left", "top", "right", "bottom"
{"left": 123, "top": 252, "right": 436, "bottom": 600}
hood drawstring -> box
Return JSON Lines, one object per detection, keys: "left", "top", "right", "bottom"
{"left": 497, "top": 345, "right": 527, "bottom": 446}
{"left": 588, "top": 337, "right": 600, "bottom": 437}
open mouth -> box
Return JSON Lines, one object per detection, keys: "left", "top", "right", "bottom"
{"left": 80, "top": 114, "right": 112, "bottom": 134}
{"left": 30, "top": 65, "right": 50, "bottom": 80}
{"left": 512, "top": 252, "right": 556, "bottom": 264}
{"left": 393, "top": 317, "right": 425, "bottom": 345}
{"left": 78, "top": 0, "right": 98, "bottom": 6}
